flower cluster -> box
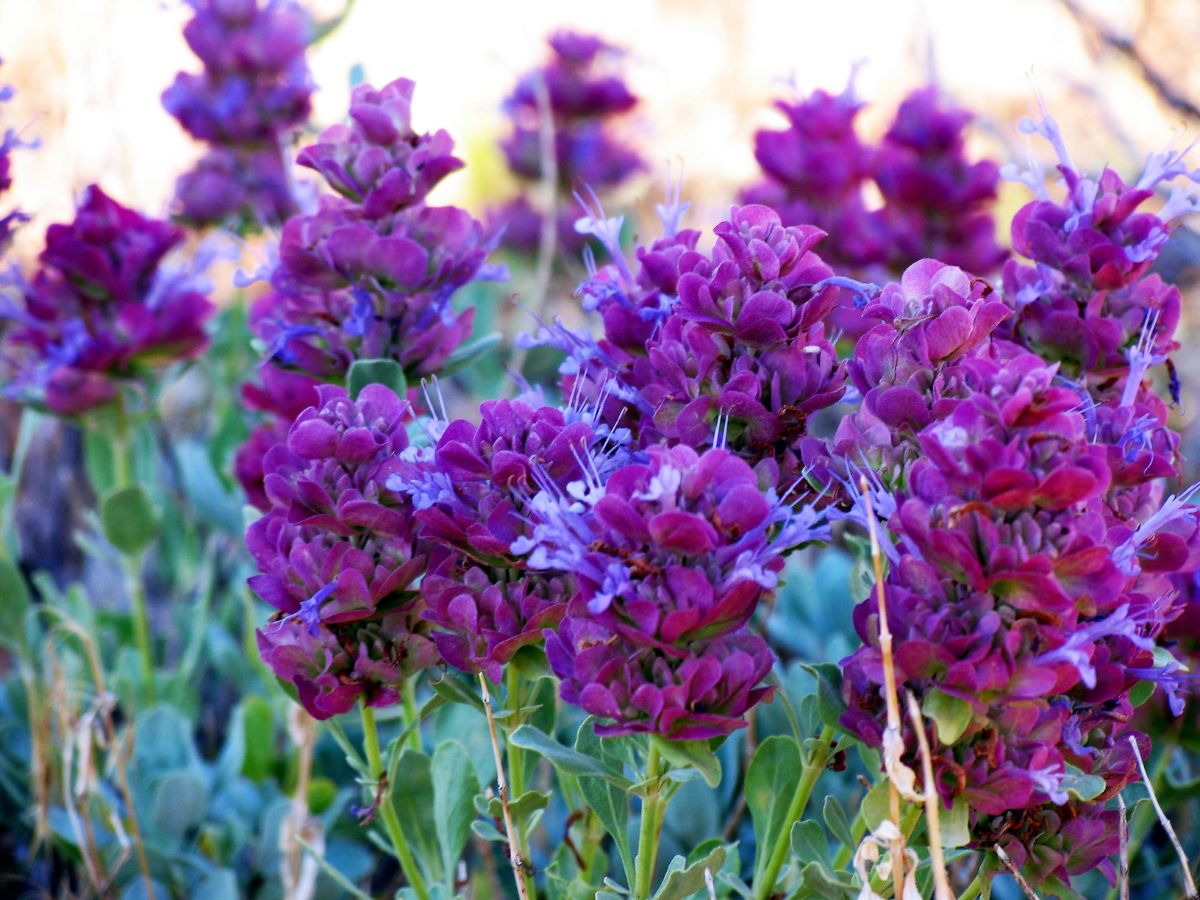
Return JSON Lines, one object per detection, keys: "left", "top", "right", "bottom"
{"left": 388, "top": 396, "right": 600, "bottom": 682}
{"left": 250, "top": 384, "right": 437, "bottom": 719}
{"left": 236, "top": 78, "right": 496, "bottom": 506}
{"left": 2, "top": 185, "right": 214, "bottom": 414}
{"left": 742, "top": 82, "right": 1004, "bottom": 281}
{"left": 835, "top": 256, "right": 1194, "bottom": 889}
{"left": 526, "top": 201, "right": 846, "bottom": 496}
{"left": 256, "top": 78, "right": 490, "bottom": 384}
{"left": 163, "top": 0, "right": 313, "bottom": 230}
{"left": 491, "top": 30, "right": 644, "bottom": 257}
{"left": 522, "top": 442, "right": 825, "bottom": 738}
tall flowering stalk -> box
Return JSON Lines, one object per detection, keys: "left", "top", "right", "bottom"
{"left": 2, "top": 186, "right": 214, "bottom": 415}
{"left": 836, "top": 252, "right": 1195, "bottom": 891}
{"left": 236, "top": 77, "right": 497, "bottom": 507}
{"left": 491, "top": 31, "right": 644, "bottom": 258}
{"left": 163, "top": 0, "right": 314, "bottom": 231}
{"left": 743, "top": 81, "right": 1005, "bottom": 280}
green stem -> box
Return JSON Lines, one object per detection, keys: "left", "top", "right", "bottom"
{"left": 361, "top": 703, "right": 430, "bottom": 900}
{"left": 111, "top": 403, "right": 154, "bottom": 700}
{"left": 634, "top": 744, "right": 666, "bottom": 899}
{"left": 505, "top": 667, "right": 537, "bottom": 899}
{"left": 124, "top": 556, "right": 155, "bottom": 698}
{"left": 506, "top": 668, "right": 526, "bottom": 797}
{"left": 403, "top": 677, "right": 421, "bottom": 752}
{"left": 959, "top": 872, "right": 985, "bottom": 900}
{"left": 753, "top": 726, "right": 836, "bottom": 900}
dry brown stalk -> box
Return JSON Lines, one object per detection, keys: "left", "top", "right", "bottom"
{"left": 1128, "top": 734, "right": 1197, "bottom": 898}
{"left": 995, "top": 844, "right": 1041, "bottom": 900}
{"left": 861, "top": 475, "right": 908, "bottom": 899}
{"left": 479, "top": 673, "right": 532, "bottom": 900}
{"left": 904, "top": 691, "right": 952, "bottom": 900}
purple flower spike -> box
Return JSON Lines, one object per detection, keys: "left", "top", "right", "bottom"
{"left": 249, "top": 383, "right": 437, "bottom": 718}
{"left": 3, "top": 186, "right": 214, "bottom": 415}
{"left": 297, "top": 78, "right": 463, "bottom": 218}
{"left": 742, "top": 82, "right": 1004, "bottom": 281}
{"left": 256, "top": 78, "right": 493, "bottom": 387}
{"left": 491, "top": 30, "right": 644, "bottom": 257}
{"left": 163, "top": 0, "right": 314, "bottom": 230}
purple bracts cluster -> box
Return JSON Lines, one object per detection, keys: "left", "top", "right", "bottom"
{"left": 388, "top": 398, "right": 598, "bottom": 682}
{"left": 163, "top": 0, "right": 313, "bottom": 230}
{"left": 529, "top": 203, "right": 845, "bottom": 496}
{"left": 256, "top": 78, "right": 487, "bottom": 383}
{"left": 492, "top": 30, "right": 644, "bottom": 256}
{"left": 3, "top": 186, "right": 214, "bottom": 414}
{"left": 743, "top": 83, "right": 1004, "bottom": 280}
{"left": 835, "top": 253, "right": 1195, "bottom": 887}
{"left": 521, "top": 443, "right": 824, "bottom": 739}
{"left": 250, "top": 384, "right": 436, "bottom": 719}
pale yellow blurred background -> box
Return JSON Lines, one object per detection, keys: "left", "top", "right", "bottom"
{"left": 3, "top": 0, "right": 1199, "bottom": 276}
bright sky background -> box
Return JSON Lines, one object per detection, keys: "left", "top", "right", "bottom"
{"left": 1, "top": 0, "right": 1194, "bottom": 261}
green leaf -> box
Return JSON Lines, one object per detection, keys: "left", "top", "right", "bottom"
{"left": 509, "top": 725, "right": 630, "bottom": 786}
{"left": 308, "top": 777, "right": 337, "bottom": 815}
{"left": 486, "top": 789, "right": 550, "bottom": 828}
{"left": 391, "top": 748, "right": 442, "bottom": 882}
{"left": 348, "top": 358, "right": 407, "bottom": 400}
{"left": 101, "top": 485, "right": 161, "bottom": 555}
{"left": 791, "top": 819, "right": 828, "bottom": 865}
{"left": 432, "top": 741, "right": 480, "bottom": 884}
{"left": 576, "top": 718, "right": 635, "bottom": 885}
{"left": 429, "top": 672, "right": 485, "bottom": 712}
{"left": 921, "top": 688, "right": 973, "bottom": 746}
{"left": 939, "top": 798, "right": 969, "bottom": 848}
{"left": 153, "top": 769, "right": 208, "bottom": 839}
{"left": 822, "top": 795, "right": 854, "bottom": 850}
{"left": 745, "top": 735, "right": 801, "bottom": 884}
{"left": 861, "top": 780, "right": 891, "bottom": 832}
{"left": 84, "top": 429, "right": 117, "bottom": 497}
{"left": 653, "top": 845, "right": 727, "bottom": 900}
{"left": 471, "top": 819, "right": 506, "bottom": 842}
{"left": 791, "top": 861, "right": 857, "bottom": 899}
{"left": 0, "top": 557, "right": 31, "bottom": 650}
{"left": 1061, "top": 763, "right": 1106, "bottom": 801}
{"left": 442, "top": 332, "right": 502, "bottom": 375}
{"left": 174, "top": 439, "right": 241, "bottom": 533}
{"left": 800, "top": 663, "right": 846, "bottom": 730}
{"left": 651, "top": 734, "right": 722, "bottom": 789}
{"left": 240, "top": 697, "right": 275, "bottom": 782}
{"left": 1128, "top": 679, "right": 1155, "bottom": 708}
{"left": 192, "top": 868, "right": 239, "bottom": 900}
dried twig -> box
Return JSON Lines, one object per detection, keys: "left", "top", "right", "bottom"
{"left": 995, "top": 844, "right": 1041, "bottom": 900}
{"left": 904, "top": 691, "right": 952, "bottom": 900}
{"left": 1128, "top": 735, "right": 1197, "bottom": 898}
{"left": 283, "top": 707, "right": 320, "bottom": 900}
{"left": 49, "top": 612, "right": 155, "bottom": 899}
{"left": 1056, "top": 0, "right": 1200, "bottom": 121}
{"left": 479, "top": 673, "right": 532, "bottom": 900}
{"left": 1117, "top": 793, "right": 1130, "bottom": 900}
{"left": 861, "top": 476, "right": 908, "bottom": 899}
